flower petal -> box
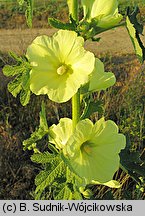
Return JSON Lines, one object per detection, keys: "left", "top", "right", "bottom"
{"left": 81, "top": 58, "right": 116, "bottom": 94}
{"left": 81, "top": 0, "right": 94, "bottom": 18}
{"left": 96, "top": 13, "right": 123, "bottom": 28}
{"left": 92, "top": 180, "right": 121, "bottom": 188}
{"left": 49, "top": 118, "right": 73, "bottom": 150}
{"left": 91, "top": 0, "right": 118, "bottom": 18}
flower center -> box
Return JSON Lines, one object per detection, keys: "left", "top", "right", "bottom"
{"left": 81, "top": 141, "right": 92, "bottom": 155}
{"left": 57, "top": 64, "right": 68, "bottom": 75}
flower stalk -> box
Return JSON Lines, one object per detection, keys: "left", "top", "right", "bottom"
{"left": 72, "top": 89, "right": 81, "bottom": 131}
{"left": 71, "top": 0, "right": 80, "bottom": 131}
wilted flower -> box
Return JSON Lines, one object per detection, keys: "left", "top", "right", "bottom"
{"left": 81, "top": 0, "right": 123, "bottom": 29}
{"left": 26, "top": 30, "right": 95, "bottom": 103}
{"left": 49, "top": 117, "right": 126, "bottom": 185}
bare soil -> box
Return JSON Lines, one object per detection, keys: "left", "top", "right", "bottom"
{"left": 0, "top": 27, "right": 145, "bottom": 55}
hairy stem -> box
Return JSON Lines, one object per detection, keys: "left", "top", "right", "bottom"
{"left": 72, "top": 89, "right": 80, "bottom": 131}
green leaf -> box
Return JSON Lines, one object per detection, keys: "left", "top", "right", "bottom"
{"left": 39, "top": 101, "right": 48, "bottom": 132}
{"left": 17, "top": 0, "right": 33, "bottom": 27}
{"left": 8, "top": 75, "right": 22, "bottom": 97}
{"left": 48, "top": 18, "right": 76, "bottom": 31}
{"left": 81, "top": 97, "right": 104, "bottom": 119}
{"left": 127, "top": 6, "right": 143, "bottom": 35}
{"left": 22, "top": 67, "right": 30, "bottom": 89}
{"left": 34, "top": 157, "right": 66, "bottom": 199}
{"left": 3, "top": 65, "right": 25, "bottom": 77}
{"left": 31, "top": 152, "right": 55, "bottom": 164}
{"left": 9, "top": 51, "right": 23, "bottom": 63}
{"left": 25, "top": 0, "right": 33, "bottom": 28}
{"left": 23, "top": 127, "right": 47, "bottom": 151}
{"left": 54, "top": 168, "right": 83, "bottom": 200}
{"left": 20, "top": 89, "right": 31, "bottom": 106}
{"left": 126, "top": 7, "right": 145, "bottom": 63}
{"left": 19, "top": 68, "right": 31, "bottom": 106}
{"left": 17, "top": 0, "right": 25, "bottom": 6}
{"left": 3, "top": 58, "right": 31, "bottom": 106}
{"left": 23, "top": 101, "right": 49, "bottom": 151}
{"left": 54, "top": 184, "right": 73, "bottom": 200}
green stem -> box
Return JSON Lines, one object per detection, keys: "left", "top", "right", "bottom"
{"left": 70, "top": 0, "right": 80, "bottom": 131}
{"left": 72, "top": 89, "right": 80, "bottom": 131}
{"left": 95, "top": 21, "right": 126, "bottom": 35}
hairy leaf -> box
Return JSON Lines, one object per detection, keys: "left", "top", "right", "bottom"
{"left": 9, "top": 51, "right": 23, "bottom": 63}
{"left": 54, "top": 184, "right": 72, "bottom": 200}
{"left": 3, "top": 56, "right": 31, "bottom": 106}
{"left": 3, "top": 65, "right": 26, "bottom": 77}
{"left": 25, "top": 0, "right": 33, "bottom": 28}
{"left": 34, "top": 157, "right": 66, "bottom": 199}
{"left": 8, "top": 75, "right": 22, "bottom": 97}
{"left": 48, "top": 18, "right": 76, "bottom": 31}
{"left": 20, "top": 88, "right": 31, "bottom": 106}
{"left": 17, "top": 0, "right": 33, "bottom": 27}
{"left": 31, "top": 152, "right": 55, "bottom": 164}
{"left": 23, "top": 102, "right": 49, "bottom": 151}
{"left": 22, "top": 68, "right": 30, "bottom": 89}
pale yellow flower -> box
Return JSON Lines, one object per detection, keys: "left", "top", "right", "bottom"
{"left": 26, "top": 30, "right": 95, "bottom": 103}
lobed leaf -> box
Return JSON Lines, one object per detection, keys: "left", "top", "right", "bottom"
{"left": 48, "top": 18, "right": 76, "bottom": 31}
{"left": 25, "top": 0, "right": 33, "bottom": 28}
{"left": 23, "top": 102, "right": 49, "bottom": 151}
{"left": 9, "top": 51, "right": 23, "bottom": 63}
{"left": 20, "top": 89, "right": 31, "bottom": 106}
{"left": 3, "top": 65, "right": 26, "bottom": 77}
{"left": 34, "top": 158, "right": 66, "bottom": 199}
{"left": 54, "top": 184, "right": 73, "bottom": 200}
{"left": 17, "top": 0, "right": 33, "bottom": 27}
{"left": 8, "top": 75, "right": 22, "bottom": 97}
{"left": 3, "top": 56, "right": 31, "bottom": 106}
{"left": 31, "top": 152, "right": 55, "bottom": 164}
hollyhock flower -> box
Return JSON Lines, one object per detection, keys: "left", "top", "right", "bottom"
{"left": 26, "top": 30, "right": 95, "bottom": 103}
{"left": 49, "top": 117, "right": 126, "bottom": 185}
{"left": 81, "top": 0, "right": 123, "bottom": 29}
{"left": 63, "top": 118, "right": 126, "bottom": 184}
